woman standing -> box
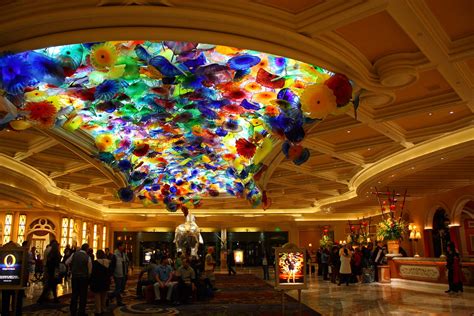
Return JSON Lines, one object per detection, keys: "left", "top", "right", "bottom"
{"left": 90, "top": 250, "right": 111, "bottom": 315}
{"left": 37, "top": 240, "right": 61, "bottom": 304}
{"left": 446, "top": 242, "right": 463, "bottom": 293}
{"left": 338, "top": 248, "right": 352, "bottom": 286}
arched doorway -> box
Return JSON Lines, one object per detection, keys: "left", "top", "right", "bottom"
{"left": 26, "top": 218, "right": 57, "bottom": 257}
{"left": 432, "top": 208, "right": 451, "bottom": 257}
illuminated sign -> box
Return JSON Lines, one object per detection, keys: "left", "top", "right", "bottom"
{"left": 234, "top": 250, "right": 244, "bottom": 264}
{"left": 0, "top": 250, "right": 25, "bottom": 288}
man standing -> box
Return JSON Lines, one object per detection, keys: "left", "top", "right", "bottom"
{"left": 109, "top": 241, "right": 129, "bottom": 306}
{"left": 204, "top": 247, "right": 217, "bottom": 291}
{"left": 153, "top": 257, "right": 177, "bottom": 302}
{"left": 66, "top": 243, "right": 92, "bottom": 316}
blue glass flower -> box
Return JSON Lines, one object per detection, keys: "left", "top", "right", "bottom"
{"left": 94, "top": 80, "right": 121, "bottom": 101}
{"left": 0, "top": 54, "right": 35, "bottom": 95}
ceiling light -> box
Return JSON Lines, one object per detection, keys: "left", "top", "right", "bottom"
{"left": 441, "top": 157, "right": 445, "bottom": 160}
{"left": 367, "top": 148, "right": 371, "bottom": 151}
{"left": 411, "top": 167, "right": 415, "bottom": 170}
{"left": 428, "top": 112, "right": 432, "bottom": 116}
{"left": 449, "top": 111, "right": 454, "bottom": 114}
{"left": 390, "top": 174, "right": 395, "bottom": 177}
{"left": 378, "top": 181, "right": 382, "bottom": 184}
{"left": 346, "top": 130, "right": 351, "bottom": 133}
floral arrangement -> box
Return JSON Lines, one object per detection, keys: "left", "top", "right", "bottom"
{"left": 374, "top": 188, "right": 408, "bottom": 241}
{"left": 319, "top": 235, "right": 333, "bottom": 248}
{"left": 346, "top": 219, "right": 371, "bottom": 245}
{"left": 376, "top": 217, "right": 407, "bottom": 241}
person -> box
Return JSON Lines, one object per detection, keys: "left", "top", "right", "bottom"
{"left": 352, "top": 247, "right": 363, "bottom": 283}
{"left": 329, "top": 246, "right": 340, "bottom": 284}
{"left": 38, "top": 240, "right": 61, "bottom": 304}
{"left": 109, "top": 241, "right": 128, "bottom": 306}
{"left": 262, "top": 253, "right": 270, "bottom": 280}
{"left": 372, "top": 242, "right": 385, "bottom": 282}
{"left": 90, "top": 250, "right": 111, "bottom": 315}
{"left": 446, "top": 242, "right": 463, "bottom": 293}
{"left": 316, "top": 248, "right": 322, "bottom": 276}
{"left": 136, "top": 257, "right": 158, "bottom": 298}
{"left": 34, "top": 254, "right": 44, "bottom": 282}
{"left": 204, "top": 247, "right": 217, "bottom": 291}
{"left": 62, "top": 245, "right": 72, "bottom": 282}
{"left": 339, "top": 248, "right": 352, "bottom": 286}
{"left": 321, "top": 248, "right": 329, "bottom": 281}
{"left": 175, "top": 258, "right": 196, "bottom": 304}
{"left": 66, "top": 243, "right": 92, "bottom": 316}
{"left": 153, "top": 257, "right": 177, "bottom": 302}
{"left": 175, "top": 251, "right": 183, "bottom": 270}
{"left": 227, "top": 249, "right": 236, "bottom": 276}
{"left": 105, "top": 248, "right": 113, "bottom": 260}
{"left": 87, "top": 247, "right": 95, "bottom": 261}
{"left": 28, "top": 246, "right": 37, "bottom": 283}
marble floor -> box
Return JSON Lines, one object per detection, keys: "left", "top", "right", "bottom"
{"left": 20, "top": 268, "right": 474, "bottom": 315}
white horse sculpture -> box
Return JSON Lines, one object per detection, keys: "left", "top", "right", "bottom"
{"left": 174, "top": 213, "right": 203, "bottom": 257}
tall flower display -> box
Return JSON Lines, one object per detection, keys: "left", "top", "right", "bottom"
{"left": 373, "top": 188, "right": 409, "bottom": 254}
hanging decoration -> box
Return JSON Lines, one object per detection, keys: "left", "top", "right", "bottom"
{"left": 0, "top": 41, "right": 358, "bottom": 210}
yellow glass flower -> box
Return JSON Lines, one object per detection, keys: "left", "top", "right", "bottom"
{"left": 95, "top": 133, "right": 115, "bottom": 152}
{"left": 300, "top": 84, "right": 337, "bottom": 119}
{"left": 253, "top": 91, "right": 276, "bottom": 104}
{"left": 90, "top": 42, "right": 118, "bottom": 70}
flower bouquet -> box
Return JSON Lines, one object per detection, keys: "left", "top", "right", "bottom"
{"left": 319, "top": 235, "right": 333, "bottom": 248}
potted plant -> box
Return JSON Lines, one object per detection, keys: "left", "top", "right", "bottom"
{"left": 374, "top": 188, "right": 409, "bottom": 255}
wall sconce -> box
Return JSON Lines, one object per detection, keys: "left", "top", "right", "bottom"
{"left": 308, "top": 243, "right": 312, "bottom": 247}
{"left": 408, "top": 224, "right": 421, "bottom": 257}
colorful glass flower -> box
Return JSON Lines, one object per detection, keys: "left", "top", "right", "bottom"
{"left": 90, "top": 42, "right": 118, "bottom": 70}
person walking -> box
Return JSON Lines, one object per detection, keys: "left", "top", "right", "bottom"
{"left": 66, "top": 243, "right": 92, "bottom": 316}
{"left": 262, "top": 254, "right": 270, "bottom": 280}
{"left": 338, "top": 248, "right": 352, "bottom": 286}
{"left": 90, "top": 250, "right": 111, "bottom": 315}
{"left": 109, "top": 241, "right": 128, "bottom": 306}
{"left": 446, "top": 242, "right": 464, "bottom": 293}
{"left": 37, "top": 240, "right": 61, "bottom": 304}
{"left": 227, "top": 249, "right": 236, "bottom": 276}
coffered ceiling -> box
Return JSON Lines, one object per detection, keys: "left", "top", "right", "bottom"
{"left": 0, "top": 0, "right": 472, "bottom": 222}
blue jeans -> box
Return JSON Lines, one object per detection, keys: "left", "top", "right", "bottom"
{"left": 112, "top": 277, "right": 126, "bottom": 304}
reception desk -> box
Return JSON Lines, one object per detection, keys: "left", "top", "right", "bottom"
{"left": 390, "top": 257, "right": 474, "bottom": 286}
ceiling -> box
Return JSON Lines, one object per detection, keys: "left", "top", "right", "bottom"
{"left": 0, "top": 0, "right": 473, "bottom": 222}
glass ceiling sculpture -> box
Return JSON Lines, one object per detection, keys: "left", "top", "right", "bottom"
{"left": 0, "top": 41, "right": 357, "bottom": 212}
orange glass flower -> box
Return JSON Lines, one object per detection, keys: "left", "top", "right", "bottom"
{"left": 90, "top": 43, "right": 118, "bottom": 70}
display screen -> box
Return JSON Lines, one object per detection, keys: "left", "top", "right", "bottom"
{"left": 277, "top": 251, "right": 305, "bottom": 284}
{"left": 0, "top": 250, "right": 23, "bottom": 286}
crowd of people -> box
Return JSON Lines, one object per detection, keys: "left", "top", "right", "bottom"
{"left": 315, "top": 242, "right": 396, "bottom": 286}
{"left": 26, "top": 240, "right": 220, "bottom": 316}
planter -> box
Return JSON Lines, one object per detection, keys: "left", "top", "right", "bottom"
{"left": 387, "top": 240, "right": 400, "bottom": 255}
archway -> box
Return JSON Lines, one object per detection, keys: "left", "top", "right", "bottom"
{"left": 431, "top": 208, "right": 451, "bottom": 257}
{"left": 26, "top": 218, "right": 57, "bottom": 257}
